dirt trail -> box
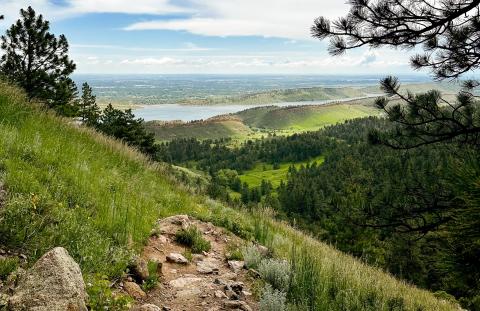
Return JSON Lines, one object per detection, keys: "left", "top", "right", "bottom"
{"left": 129, "top": 215, "right": 258, "bottom": 311}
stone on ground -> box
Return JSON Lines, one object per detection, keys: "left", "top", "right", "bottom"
{"left": 166, "top": 253, "right": 188, "bottom": 264}
{"left": 8, "top": 247, "right": 87, "bottom": 311}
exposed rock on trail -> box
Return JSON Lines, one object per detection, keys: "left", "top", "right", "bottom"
{"left": 131, "top": 215, "right": 258, "bottom": 311}
{"left": 8, "top": 247, "right": 87, "bottom": 311}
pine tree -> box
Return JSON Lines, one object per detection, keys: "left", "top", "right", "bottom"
{"left": 0, "top": 7, "right": 77, "bottom": 115}
{"left": 79, "top": 82, "right": 100, "bottom": 126}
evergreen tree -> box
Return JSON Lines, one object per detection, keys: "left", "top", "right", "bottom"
{"left": 0, "top": 7, "right": 77, "bottom": 115}
{"left": 97, "top": 104, "right": 158, "bottom": 157}
{"left": 312, "top": 0, "right": 480, "bottom": 149}
{"left": 79, "top": 82, "right": 100, "bottom": 126}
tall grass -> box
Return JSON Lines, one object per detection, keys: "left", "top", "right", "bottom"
{"left": 0, "top": 82, "right": 459, "bottom": 310}
{"left": 0, "top": 82, "right": 204, "bottom": 276}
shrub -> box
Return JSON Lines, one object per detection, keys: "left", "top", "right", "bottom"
{"left": 259, "top": 285, "right": 288, "bottom": 311}
{"left": 86, "top": 274, "right": 132, "bottom": 311}
{"left": 175, "top": 226, "right": 211, "bottom": 253}
{"left": 226, "top": 241, "right": 244, "bottom": 261}
{"left": 258, "top": 258, "right": 291, "bottom": 291}
{"left": 243, "top": 244, "right": 264, "bottom": 269}
{"left": 0, "top": 257, "right": 18, "bottom": 280}
{"left": 141, "top": 261, "right": 159, "bottom": 292}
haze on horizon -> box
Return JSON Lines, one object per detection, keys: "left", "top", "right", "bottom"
{"left": 0, "top": 0, "right": 420, "bottom": 75}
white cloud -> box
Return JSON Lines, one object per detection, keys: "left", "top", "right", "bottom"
{"left": 120, "top": 57, "right": 183, "bottom": 65}
{"left": 0, "top": 0, "right": 188, "bottom": 25}
{"left": 71, "top": 43, "right": 215, "bottom": 52}
{"left": 124, "top": 0, "right": 350, "bottom": 40}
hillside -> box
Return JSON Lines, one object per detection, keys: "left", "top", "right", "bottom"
{"left": 0, "top": 83, "right": 459, "bottom": 310}
{"left": 236, "top": 102, "right": 379, "bottom": 130}
{"left": 145, "top": 116, "right": 255, "bottom": 142}
{"left": 146, "top": 101, "right": 380, "bottom": 142}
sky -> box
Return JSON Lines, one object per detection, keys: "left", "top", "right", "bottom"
{"left": 0, "top": 0, "right": 421, "bottom": 75}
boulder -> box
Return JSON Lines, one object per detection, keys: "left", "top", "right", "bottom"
{"left": 130, "top": 257, "right": 149, "bottom": 282}
{"left": 124, "top": 281, "right": 146, "bottom": 300}
{"left": 227, "top": 260, "right": 244, "bottom": 272}
{"left": 8, "top": 247, "right": 87, "bottom": 311}
{"left": 166, "top": 253, "right": 188, "bottom": 264}
{"left": 136, "top": 304, "right": 162, "bottom": 311}
{"left": 196, "top": 260, "right": 219, "bottom": 274}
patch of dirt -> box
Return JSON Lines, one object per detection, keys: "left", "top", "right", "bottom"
{"left": 128, "top": 215, "right": 259, "bottom": 311}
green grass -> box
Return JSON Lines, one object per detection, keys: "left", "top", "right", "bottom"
{"left": 0, "top": 257, "right": 19, "bottom": 280}
{"left": 237, "top": 103, "right": 379, "bottom": 131}
{"left": 0, "top": 82, "right": 459, "bottom": 310}
{"left": 239, "top": 156, "right": 325, "bottom": 188}
{"left": 146, "top": 118, "right": 254, "bottom": 142}
{"left": 174, "top": 225, "right": 211, "bottom": 253}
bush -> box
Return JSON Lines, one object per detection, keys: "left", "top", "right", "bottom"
{"left": 175, "top": 226, "right": 211, "bottom": 253}
{"left": 243, "top": 244, "right": 264, "bottom": 269}
{"left": 226, "top": 241, "right": 244, "bottom": 261}
{"left": 258, "top": 258, "right": 291, "bottom": 291}
{"left": 86, "top": 274, "right": 132, "bottom": 311}
{"left": 0, "top": 257, "right": 18, "bottom": 280}
{"left": 259, "top": 285, "right": 288, "bottom": 311}
{"left": 141, "top": 261, "right": 159, "bottom": 292}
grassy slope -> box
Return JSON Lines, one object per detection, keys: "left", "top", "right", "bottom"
{"left": 239, "top": 156, "right": 325, "bottom": 188}
{"left": 237, "top": 103, "right": 379, "bottom": 131}
{"left": 0, "top": 83, "right": 457, "bottom": 310}
{"left": 145, "top": 118, "right": 254, "bottom": 142}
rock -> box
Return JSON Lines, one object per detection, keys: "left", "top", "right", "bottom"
{"left": 192, "top": 254, "right": 204, "bottom": 262}
{"left": 243, "top": 290, "right": 252, "bottom": 296}
{"left": 157, "top": 235, "right": 169, "bottom": 244}
{"left": 227, "top": 260, "right": 244, "bottom": 272}
{"left": 162, "top": 306, "right": 171, "bottom": 311}
{"left": 169, "top": 277, "right": 202, "bottom": 288}
{"left": 196, "top": 261, "right": 219, "bottom": 274}
{"left": 220, "top": 272, "right": 238, "bottom": 280}
{"left": 8, "top": 247, "right": 87, "bottom": 311}
{"left": 155, "top": 215, "right": 190, "bottom": 235}
{"left": 256, "top": 244, "right": 269, "bottom": 256}
{"left": 130, "top": 257, "right": 149, "bottom": 282}
{"left": 164, "top": 215, "right": 189, "bottom": 225}
{"left": 175, "top": 288, "right": 202, "bottom": 298}
{"left": 136, "top": 304, "right": 162, "bottom": 311}
{"left": 230, "top": 282, "right": 244, "bottom": 295}
{"left": 223, "top": 300, "right": 252, "bottom": 311}
{"left": 214, "top": 290, "right": 227, "bottom": 299}
{"left": 124, "top": 281, "right": 146, "bottom": 300}
{"left": 225, "top": 287, "right": 239, "bottom": 300}
{"left": 166, "top": 253, "right": 188, "bottom": 264}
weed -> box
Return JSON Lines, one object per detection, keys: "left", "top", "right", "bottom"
{"left": 258, "top": 258, "right": 290, "bottom": 291}
{"left": 0, "top": 257, "right": 18, "bottom": 280}
{"left": 175, "top": 226, "right": 211, "bottom": 254}
{"left": 243, "top": 244, "right": 264, "bottom": 269}
{"left": 225, "top": 241, "right": 244, "bottom": 261}
{"left": 86, "top": 275, "right": 132, "bottom": 311}
{"left": 259, "top": 284, "right": 288, "bottom": 311}
{"left": 141, "top": 261, "right": 159, "bottom": 292}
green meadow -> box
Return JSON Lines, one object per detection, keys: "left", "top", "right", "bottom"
{"left": 239, "top": 156, "right": 325, "bottom": 188}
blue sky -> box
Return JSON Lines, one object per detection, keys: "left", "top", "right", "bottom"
{"left": 0, "top": 0, "right": 419, "bottom": 74}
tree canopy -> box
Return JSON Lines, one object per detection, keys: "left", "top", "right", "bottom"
{"left": 0, "top": 6, "right": 77, "bottom": 115}
{"left": 312, "top": 0, "right": 480, "bottom": 80}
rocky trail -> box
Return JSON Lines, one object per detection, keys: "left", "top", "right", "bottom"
{"left": 0, "top": 215, "right": 262, "bottom": 310}
{"left": 128, "top": 215, "right": 259, "bottom": 311}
